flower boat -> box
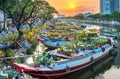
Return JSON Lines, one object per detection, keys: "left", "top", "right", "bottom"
{"left": 14, "top": 37, "right": 114, "bottom": 79}
{"left": 38, "top": 37, "right": 70, "bottom": 49}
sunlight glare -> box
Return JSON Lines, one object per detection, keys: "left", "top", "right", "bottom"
{"left": 70, "top": 5, "right": 75, "bottom": 9}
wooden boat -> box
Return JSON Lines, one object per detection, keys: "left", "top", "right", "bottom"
{"left": 13, "top": 38, "right": 114, "bottom": 79}
{"left": 38, "top": 37, "right": 70, "bottom": 49}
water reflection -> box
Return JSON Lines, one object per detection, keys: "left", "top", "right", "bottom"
{"left": 112, "top": 45, "right": 120, "bottom": 68}
{"left": 59, "top": 55, "right": 115, "bottom": 79}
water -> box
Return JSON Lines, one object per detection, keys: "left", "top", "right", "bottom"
{"left": 61, "top": 56, "right": 113, "bottom": 79}
{"left": 59, "top": 49, "right": 120, "bottom": 79}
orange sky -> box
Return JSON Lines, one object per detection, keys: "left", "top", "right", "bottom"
{"left": 46, "top": 0, "right": 100, "bottom": 16}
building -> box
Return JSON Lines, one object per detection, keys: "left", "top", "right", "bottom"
{"left": 76, "top": 13, "right": 84, "bottom": 17}
{"left": 52, "top": 13, "right": 65, "bottom": 19}
{"left": 114, "top": 0, "right": 120, "bottom": 12}
{"left": 0, "top": 11, "right": 4, "bottom": 21}
{"left": 0, "top": 11, "right": 4, "bottom": 29}
{"left": 75, "top": 12, "right": 92, "bottom": 18}
{"left": 100, "top": 0, "right": 120, "bottom": 14}
{"left": 84, "top": 12, "right": 92, "bottom": 17}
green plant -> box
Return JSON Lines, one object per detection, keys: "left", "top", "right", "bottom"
{"left": 26, "top": 48, "right": 34, "bottom": 55}
{"left": 0, "top": 34, "right": 18, "bottom": 44}
{"left": 33, "top": 56, "right": 42, "bottom": 65}
{"left": 17, "top": 57, "right": 26, "bottom": 63}
{"left": 4, "top": 70, "right": 14, "bottom": 79}
{"left": 2, "top": 48, "right": 14, "bottom": 57}
{"left": 26, "top": 41, "right": 39, "bottom": 55}
{"left": 117, "top": 35, "right": 120, "bottom": 42}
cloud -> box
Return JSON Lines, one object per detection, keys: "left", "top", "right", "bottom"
{"left": 58, "top": 5, "right": 99, "bottom": 16}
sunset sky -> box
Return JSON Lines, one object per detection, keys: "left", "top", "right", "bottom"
{"left": 46, "top": 0, "right": 100, "bottom": 16}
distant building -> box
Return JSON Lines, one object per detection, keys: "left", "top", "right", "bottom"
{"left": 0, "top": 11, "right": 12, "bottom": 30}
{"left": 75, "top": 12, "right": 92, "bottom": 18}
{"left": 84, "top": 12, "right": 92, "bottom": 17}
{"left": 76, "top": 13, "right": 84, "bottom": 17}
{"left": 0, "top": 11, "right": 4, "bottom": 21}
{"left": 0, "top": 11, "right": 4, "bottom": 29}
{"left": 52, "top": 13, "right": 65, "bottom": 19}
{"left": 114, "top": 0, "right": 120, "bottom": 12}
{"left": 100, "top": 0, "right": 120, "bottom": 14}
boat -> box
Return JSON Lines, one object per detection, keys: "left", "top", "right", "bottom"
{"left": 0, "top": 44, "right": 10, "bottom": 49}
{"left": 13, "top": 37, "right": 114, "bottom": 79}
{"left": 62, "top": 54, "right": 114, "bottom": 79}
{"left": 38, "top": 37, "right": 70, "bottom": 49}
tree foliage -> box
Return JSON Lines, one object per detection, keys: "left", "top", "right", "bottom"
{"left": 89, "top": 12, "right": 120, "bottom": 21}
{"left": 0, "top": 0, "right": 57, "bottom": 38}
{"left": 0, "top": 0, "right": 57, "bottom": 49}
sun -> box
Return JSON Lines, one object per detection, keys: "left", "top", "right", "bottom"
{"left": 70, "top": 5, "right": 75, "bottom": 9}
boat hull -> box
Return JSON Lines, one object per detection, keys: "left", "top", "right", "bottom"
{"left": 43, "top": 42, "right": 59, "bottom": 49}
{"left": 38, "top": 38, "right": 70, "bottom": 49}
{"left": 14, "top": 48, "right": 112, "bottom": 79}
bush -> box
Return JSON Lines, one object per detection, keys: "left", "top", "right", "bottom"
{"left": 26, "top": 48, "right": 34, "bottom": 55}
{"left": 0, "top": 33, "right": 18, "bottom": 44}
{"left": 2, "top": 49, "right": 14, "bottom": 57}
{"left": 4, "top": 70, "right": 14, "bottom": 79}
{"left": 88, "top": 32, "right": 99, "bottom": 37}
{"left": 117, "top": 36, "right": 120, "bottom": 42}
{"left": 17, "top": 57, "right": 26, "bottom": 63}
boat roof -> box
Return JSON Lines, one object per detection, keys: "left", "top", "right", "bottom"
{"left": 48, "top": 51, "right": 72, "bottom": 59}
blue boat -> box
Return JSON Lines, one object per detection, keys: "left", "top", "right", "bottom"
{"left": 38, "top": 37, "right": 70, "bottom": 49}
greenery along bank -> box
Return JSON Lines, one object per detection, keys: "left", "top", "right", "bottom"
{"left": 70, "top": 12, "right": 120, "bottom": 22}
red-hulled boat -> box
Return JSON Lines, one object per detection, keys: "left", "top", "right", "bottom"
{"left": 14, "top": 38, "right": 114, "bottom": 79}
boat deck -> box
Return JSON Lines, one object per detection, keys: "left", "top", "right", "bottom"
{"left": 15, "top": 63, "right": 53, "bottom": 71}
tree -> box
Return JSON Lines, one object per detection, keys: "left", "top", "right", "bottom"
{"left": 0, "top": 0, "right": 57, "bottom": 48}
{"left": 37, "top": 1, "right": 57, "bottom": 19}
{"left": 112, "top": 12, "right": 120, "bottom": 21}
